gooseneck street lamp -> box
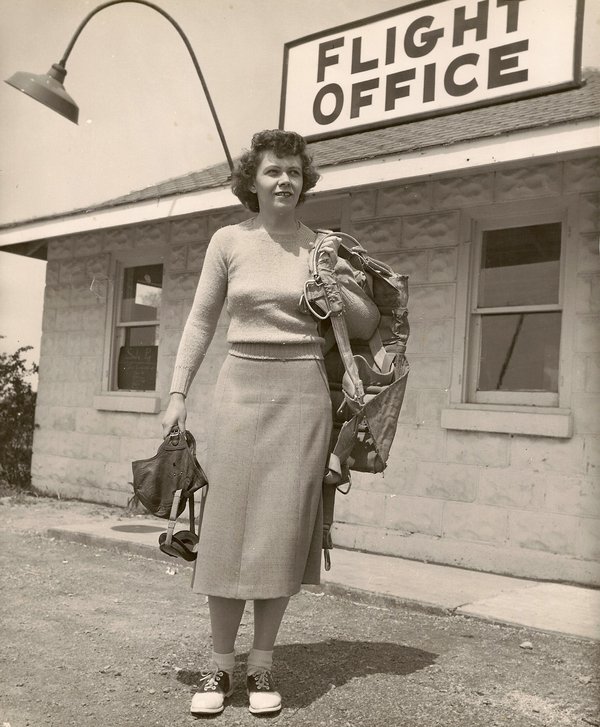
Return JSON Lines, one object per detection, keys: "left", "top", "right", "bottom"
{"left": 5, "top": 0, "right": 234, "bottom": 173}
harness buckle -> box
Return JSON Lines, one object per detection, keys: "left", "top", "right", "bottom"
{"left": 300, "top": 279, "right": 331, "bottom": 320}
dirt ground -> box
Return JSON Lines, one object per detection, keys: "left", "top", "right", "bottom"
{"left": 0, "top": 495, "right": 599, "bottom": 727}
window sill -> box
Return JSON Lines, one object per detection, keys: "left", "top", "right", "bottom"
{"left": 93, "top": 394, "right": 162, "bottom": 414}
{"left": 441, "top": 405, "right": 573, "bottom": 438}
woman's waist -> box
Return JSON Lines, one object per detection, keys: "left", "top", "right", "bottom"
{"left": 228, "top": 342, "right": 323, "bottom": 360}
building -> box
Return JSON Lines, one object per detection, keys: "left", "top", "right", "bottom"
{"left": 1, "top": 6, "right": 599, "bottom": 586}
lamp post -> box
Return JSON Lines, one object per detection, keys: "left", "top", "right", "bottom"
{"left": 5, "top": 0, "right": 234, "bottom": 173}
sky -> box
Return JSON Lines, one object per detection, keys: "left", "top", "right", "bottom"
{"left": 1, "top": 0, "right": 599, "bottom": 384}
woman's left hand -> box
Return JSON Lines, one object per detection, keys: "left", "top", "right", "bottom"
{"left": 319, "top": 235, "right": 342, "bottom": 266}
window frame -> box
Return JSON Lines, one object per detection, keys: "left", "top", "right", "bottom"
{"left": 97, "top": 247, "right": 166, "bottom": 409}
{"left": 449, "top": 195, "right": 578, "bottom": 419}
{"left": 111, "top": 263, "right": 163, "bottom": 392}
{"left": 467, "top": 211, "right": 565, "bottom": 407}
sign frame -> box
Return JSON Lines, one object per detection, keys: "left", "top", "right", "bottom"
{"left": 279, "top": 0, "right": 585, "bottom": 141}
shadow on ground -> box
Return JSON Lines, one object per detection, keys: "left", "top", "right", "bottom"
{"left": 177, "top": 639, "right": 437, "bottom": 709}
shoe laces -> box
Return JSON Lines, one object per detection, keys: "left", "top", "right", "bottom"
{"left": 251, "top": 669, "right": 273, "bottom": 691}
{"left": 199, "top": 667, "right": 223, "bottom": 692}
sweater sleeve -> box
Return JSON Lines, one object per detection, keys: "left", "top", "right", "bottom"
{"left": 169, "top": 232, "right": 228, "bottom": 395}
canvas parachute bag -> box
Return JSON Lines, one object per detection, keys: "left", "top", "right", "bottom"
{"left": 300, "top": 231, "right": 410, "bottom": 569}
{"left": 131, "top": 427, "right": 208, "bottom": 561}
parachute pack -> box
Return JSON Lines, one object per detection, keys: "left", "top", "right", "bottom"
{"left": 300, "top": 231, "right": 410, "bottom": 569}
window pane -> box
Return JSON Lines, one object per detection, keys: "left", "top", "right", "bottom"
{"left": 120, "top": 264, "right": 163, "bottom": 322}
{"left": 478, "top": 312, "right": 561, "bottom": 392}
{"left": 125, "top": 326, "right": 158, "bottom": 347}
{"left": 116, "top": 326, "right": 158, "bottom": 391}
{"left": 479, "top": 224, "right": 561, "bottom": 308}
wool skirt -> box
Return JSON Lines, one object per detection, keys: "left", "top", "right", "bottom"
{"left": 192, "top": 352, "right": 332, "bottom": 599}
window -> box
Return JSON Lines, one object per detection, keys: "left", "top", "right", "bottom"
{"left": 467, "top": 220, "right": 563, "bottom": 407}
{"left": 111, "top": 263, "right": 163, "bottom": 392}
{"left": 300, "top": 193, "right": 349, "bottom": 232}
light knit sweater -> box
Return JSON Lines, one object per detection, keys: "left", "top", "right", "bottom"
{"left": 169, "top": 218, "right": 324, "bottom": 396}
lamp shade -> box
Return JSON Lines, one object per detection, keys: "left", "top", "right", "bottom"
{"left": 5, "top": 63, "right": 79, "bottom": 124}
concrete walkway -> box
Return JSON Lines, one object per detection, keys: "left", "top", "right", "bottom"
{"left": 44, "top": 514, "right": 600, "bottom": 642}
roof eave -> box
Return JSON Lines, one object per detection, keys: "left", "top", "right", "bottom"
{"left": 1, "top": 116, "right": 598, "bottom": 252}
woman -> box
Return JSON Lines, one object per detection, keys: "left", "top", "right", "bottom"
{"left": 162, "top": 129, "right": 334, "bottom": 717}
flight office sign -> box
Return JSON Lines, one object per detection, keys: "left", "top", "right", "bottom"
{"left": 279, "top": 0, "right": 584, "bottom": 140}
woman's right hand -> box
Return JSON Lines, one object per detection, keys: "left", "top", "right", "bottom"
{"left": 162, "top": 392, "right": 187, "bottom": 438}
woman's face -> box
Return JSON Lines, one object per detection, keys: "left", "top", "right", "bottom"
{"left": 251, "top": 151, "right": 303, "bottom": 213}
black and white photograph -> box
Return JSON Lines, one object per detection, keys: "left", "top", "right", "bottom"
{"left": 1, "top": 1, "right": 599, "bottom": 725}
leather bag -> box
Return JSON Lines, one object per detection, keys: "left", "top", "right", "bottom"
{"left": 131, "top": 428, "right": 208, "bottom": 561}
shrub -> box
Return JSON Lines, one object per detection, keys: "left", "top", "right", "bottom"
{"left": 0, "top": 343, "right": 38, "bottom": 493}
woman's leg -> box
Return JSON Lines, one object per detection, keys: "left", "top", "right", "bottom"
{"left": 208, "top": 596, "right": 246, "bottom": 653}
{"left": 246, "top": 596, "right": 290, "bottom": 714}
{"left": 252, "top": 596, "right": 290, "bottom": 651}
{"left": 190, "top": 596, "right": 246, "bottom": 716}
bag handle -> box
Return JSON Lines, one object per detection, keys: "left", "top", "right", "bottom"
{"left": 311, "top": 231, "right": 365, "bottom": 406}
{"left": 162, "top": 487, "right": 202, "bottom": 548}
{"left": 164, "top": 488, "right": 183, "bottom": 547}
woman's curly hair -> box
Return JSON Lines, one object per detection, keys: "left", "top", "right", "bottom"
{"left": 231, "top": 129, "right": 320, "bottom": 213}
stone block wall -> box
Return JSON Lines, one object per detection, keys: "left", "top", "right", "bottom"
{"left": 331, "top": 153, "right": 600, "bottom": 586}
{"left": 31, "top": 208, "right": 248, "bottom": 506}
{"left": 30, "top": 151, "right": 600, "bottom": 585}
